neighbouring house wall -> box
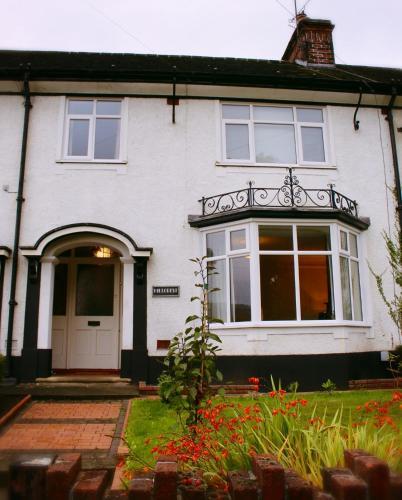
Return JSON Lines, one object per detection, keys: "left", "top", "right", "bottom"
{"left": 0, "top": 89, "right": 399, "bottom": 366}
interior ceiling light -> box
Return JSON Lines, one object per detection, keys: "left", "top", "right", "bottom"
{"left": 93, "top": 246, "right": 112, "bottom": 258}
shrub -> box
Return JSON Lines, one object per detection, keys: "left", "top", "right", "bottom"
{"left": 158, "top": 257, "right": 223, "bottom": 427}
{"left": 321, "top": 378, "right": 337, "bottom": 394}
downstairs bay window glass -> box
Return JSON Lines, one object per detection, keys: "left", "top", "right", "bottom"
{"left": 208, "top": 259, "right": 227, "bottom": 323}
{"left": 340, "top": 256, "right": 352, "bottom": 319}
{"left": 260, "top": 255, "right": 296, "bottom": 320}
{"left": 206, "top": 226, "right": 250, "bottom": 323}
{"left": 230, "top": 256, "right": 251, "bottom": 322}
{"left": 205, "top": 223, "right": 363, "bottom": 325}
{"left": 340, "top": 229, "right": 363, "bottom": 321}
{"left": 259, "top": 224, "right": 335, "bottom": 322}
{"left": 299, "top": 255, "right": 334, "bottom": 320}
{"left": 206, "top": 231, "right": 225, "bottom": 257}
{"left": 259, "top": 225, "right": 293, "bottom": 251}
{"left": 351, "top": 260, "right": 363, "bottom": 321}
{"left": 297, "top": 226, "right": 331, "bottom": 251}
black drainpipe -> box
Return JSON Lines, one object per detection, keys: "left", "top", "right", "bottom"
{"left": 5, "top": 67, "right": 32, "bottom": 378}
{"left": 386, "top": 91, "right": 402, "bottom": 234}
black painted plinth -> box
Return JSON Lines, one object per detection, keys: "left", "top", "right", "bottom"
{"left": 148, "top": 352, "right": 390, "bottom": 391}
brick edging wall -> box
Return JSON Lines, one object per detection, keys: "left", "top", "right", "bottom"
{"left": 7, "top": 449, "right": 402, "bottom": 499}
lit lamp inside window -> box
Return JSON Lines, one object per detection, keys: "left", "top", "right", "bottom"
{"left": 93, "top": 246, "right": 113, "bottom": 258}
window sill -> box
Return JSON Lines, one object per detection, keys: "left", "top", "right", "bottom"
{"left": 215, "top": 161, "right": 337, "bottom": 170}
{"left": 210, "top": 321, "right": 372, "bottom": 330}
{"left": 55, "top": 160, "right": 128, "bottom": 172}
{"left": 56, "top": 159, "right": 127, "bottom": 165}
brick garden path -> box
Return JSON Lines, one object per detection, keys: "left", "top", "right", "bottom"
{"left": 0, "top": 400, "right": 129, "bottom": 468}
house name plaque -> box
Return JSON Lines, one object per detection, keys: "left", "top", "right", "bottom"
{"left": 152, "top": 286, "right": 180, "bottom": 297}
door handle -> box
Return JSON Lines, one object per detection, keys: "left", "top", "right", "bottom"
{"left": 88, "top": 321, "right": 100, "bottom": 326}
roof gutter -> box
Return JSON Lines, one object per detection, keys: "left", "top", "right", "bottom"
{"left": 5, "top": 67, "right": 32, "bottom": 378}
{"left": 386, "top": 91, "right": 402, "bottom": 233}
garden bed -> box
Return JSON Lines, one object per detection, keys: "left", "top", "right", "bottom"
{"left": 123, "top": 388, "right": 401, "bottom": 492}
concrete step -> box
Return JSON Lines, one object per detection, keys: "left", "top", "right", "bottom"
{"left": 0, "top": 383, "right": 139, "bottom": 399}
{"left": 36, "top": 376, "right": 132, "bottom": 384}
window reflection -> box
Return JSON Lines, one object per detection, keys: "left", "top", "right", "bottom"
{"left": 260, "top": 255, "right": 296, "bottom": 320}
{"left": 230, "top": 256, "right": 251, "bottom": 322}
{"left": 299, "top": 255, "right": 334, "bottom": 320}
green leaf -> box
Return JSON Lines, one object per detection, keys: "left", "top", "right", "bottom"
{"left": 185, "top": 314, "right": 199, "bottom": 324}
{"left": 216, "top": 369, "right": 223, "bottom": 382}
{"left": 210, "top": 318, "right": 224, "bottom": 324}
{"left": 190, "top": 296, "right": 200, "bottom": 302}
{"left": 217, "top": 387, "right": 225, "bottom": 397}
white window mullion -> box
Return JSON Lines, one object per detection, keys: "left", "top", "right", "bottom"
{"left": 89, "top": 112, "right": 96, "bottom": 160}
{"left": 295, "top": 122, "right": 303, "bottom": 164}
{"left": 249, "top": 121, "right": 256, "bottom": 163}
{"left": 331, "top": 225, "right": 343, "bottom": 321}
{"left": 250, "top": 222, "right": 261, "bottom": 322}
{"left": 225, "top": 256, "right": 231, "bottom": 323}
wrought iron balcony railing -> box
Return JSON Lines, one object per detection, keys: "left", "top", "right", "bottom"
{"left": 199, "top": 168, "right": 358, "bottom": 218}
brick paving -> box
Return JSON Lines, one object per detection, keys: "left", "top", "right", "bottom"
{"left": 0, "top": 423, "right": 115, "bottom": 450}
{"left": 0, "top": 401, "right": 126, "bottom": 453}
{"left": 21, "top": 402, "right": 121, "bottom": 420}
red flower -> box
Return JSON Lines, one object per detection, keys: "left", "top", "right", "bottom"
{"left": 248, "top": 377, "right": 260, "bottom": 385}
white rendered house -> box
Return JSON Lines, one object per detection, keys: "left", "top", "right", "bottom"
{"left": 0, "top": 15, "right": 401, "bottom": 388}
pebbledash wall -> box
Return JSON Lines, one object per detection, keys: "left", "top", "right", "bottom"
{"left": 0, "top": 67, "right": 401, "bottom": 387}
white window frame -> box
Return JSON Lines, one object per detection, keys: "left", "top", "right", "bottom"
{"left": 338, "top": 227, "right": 364, "bottom": 321}
{"left": 220, "top": 103, "right": 331, "bottom": 167}
{"left": 205, "top": 224, "right": 251, "bottom": 324}
{"left": 203, "top": 219, "right": 367, "bottom": 328}
{"left": 62, "top": 98, "right": 126, "bottom": 163}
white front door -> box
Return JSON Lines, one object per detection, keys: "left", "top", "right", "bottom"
{"left": 67, "top": 260, "right": 120, "bottom": 369}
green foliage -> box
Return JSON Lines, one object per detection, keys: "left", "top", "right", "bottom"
{"left": 321, "top": 378, "right": 337, "bottom": 394}
{"left": 158, "top": 257, "right": 223, "bottom": 427}
{"left": 0, "top": 353, "right": 4, "bottom": 382}
{"left": 370, "top": 229, "right": 402, "bottom": 347}
{"left": 124, "top": 389, "right": 401, "bottom": 475}
{"left": 388, "top": 345, "right": 402, "bottom": 384}
{"left": 287, "top": 380, "right": 299, "bottom": 393}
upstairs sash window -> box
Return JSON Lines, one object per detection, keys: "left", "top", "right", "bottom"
{"left": 222, "top": 104, "right": 328, "bottom": 165}
{"left": 64, "top": 99, "right": 122, "bottom": 161}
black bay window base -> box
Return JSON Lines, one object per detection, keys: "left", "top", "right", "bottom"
{"left": 148, "top": 352, "right": 391, "bottom": 391}
{"left": 9, "top": 351, "right": 390, "bottom": 389}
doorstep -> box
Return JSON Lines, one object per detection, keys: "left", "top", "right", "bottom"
{"left": 36, "top": 375, "right": 132, "bottom": 384}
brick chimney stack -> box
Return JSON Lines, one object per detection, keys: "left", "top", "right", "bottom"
{"left": 282, "top": 12, "right": 335, "bottom": 65}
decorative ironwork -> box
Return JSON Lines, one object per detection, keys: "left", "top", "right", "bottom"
{"left": 200, "top": 168, "right": 358, "bottom": 218}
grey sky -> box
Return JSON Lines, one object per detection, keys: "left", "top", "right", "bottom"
{"left": 1, "top": 0, "right": 401, "bottom": 68}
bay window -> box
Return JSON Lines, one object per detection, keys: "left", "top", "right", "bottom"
{"left": 222, "top": 104, "right": 328, "bottom": 165}
{"left": 205, "top": 222, "right": 364, "bottom": 325}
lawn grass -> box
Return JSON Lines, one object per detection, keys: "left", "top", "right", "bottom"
{"left": 125, "top": 389, "right": 401, "bottom": 469}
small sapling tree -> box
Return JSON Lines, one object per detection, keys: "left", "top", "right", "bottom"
{"left": 158, "top": 257, "right": 224, "bottom": 427}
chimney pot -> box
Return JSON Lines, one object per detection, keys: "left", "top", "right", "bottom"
{"left": 296, "top": 11, "right": 307, "bottom": 23}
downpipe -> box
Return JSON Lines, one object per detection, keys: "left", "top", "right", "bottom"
{"left": 5, "top": 67, "right": 32, "bottom": 379}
